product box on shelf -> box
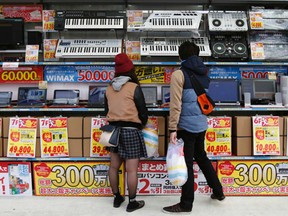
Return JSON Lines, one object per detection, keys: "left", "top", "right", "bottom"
{"left": 67, "top": 117, "right": 83, "bottom": 157}
{"left": 0, "top": 138, "right": 2, "bottom": 157}
{"left": 68, "top": 139, "right": 83, "bottom": 157}
{"left": 232, "top": 116, "right": 252, "bottom": 137}
{"left": 232, "top": 137, "right": 252, "bottom": 156}
{"left": 0, "top": 161, "right": 33, "bottom": 196}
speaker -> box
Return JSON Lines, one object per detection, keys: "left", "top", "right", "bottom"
{"left": 244, "top": 92, "right": 251, "bottom": 107}
{"left": 27, "top": 31, "right": 43, "bottom": 49}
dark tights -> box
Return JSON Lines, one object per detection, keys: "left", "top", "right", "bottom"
{"left": 109, "top": 152, "right": 139, "bottom": 198}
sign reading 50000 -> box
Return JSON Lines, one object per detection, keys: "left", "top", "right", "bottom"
{"left": 0, "top": 67, "right": 43, "bottom": 83}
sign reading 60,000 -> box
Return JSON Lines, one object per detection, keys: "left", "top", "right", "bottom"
{"left": 0, "top": 66, "right": 43, "bottom": 83}
{"left": 218, "top": 160, "right": 288, "bottom": 196}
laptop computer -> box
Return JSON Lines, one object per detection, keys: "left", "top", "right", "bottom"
{"left": 208, "top": 79, "right": 240, "bottom": 106}
{"left": 0, "top": 91, "right": 13, "bottom": 108}
{"left": 50, "top": 89, "right": 80, "bottom": 108}
{"left": 141, "top": 86, "right": 158, "bottom": 108}
{"left": 16, "top": 87, "right": 47, "bottom": 108}
{"left": 87, "top": 85, "right": 107, "bottom": 108}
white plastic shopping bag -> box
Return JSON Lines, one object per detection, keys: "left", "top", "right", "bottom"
{"left": 166, "top": 138, "right": 188, "bottom": 186}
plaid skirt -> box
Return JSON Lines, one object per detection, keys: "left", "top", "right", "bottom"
{"left": 107, "top": 127, "right": 147, "bottom": 159}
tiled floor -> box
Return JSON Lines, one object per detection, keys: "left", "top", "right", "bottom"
{"left": 0, "top": 195, "right": 287, "bottom": 216}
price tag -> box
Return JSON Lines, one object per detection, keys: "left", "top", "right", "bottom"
{"left": 205, "top": 117, "right": 232, "bottom": 156}
{"left": 250, "top": 42, "right": 265, "bottom": 60}
{"left": 0, "top": 66, "right": 43, "bottom": 83}
{"left": 7, "top": 117, "right": 37, "bottom": 158}
{"left": 249, "top": 12, "right": 264, "bottom": 29}
{"left": 252, "top": 116, "right": 280, "bottom": 155}
{"left": 90, "top": 117, "right": 110, "bottom": 157}
{"left": 39, "top": 117, "right": 69, "bottom": 157}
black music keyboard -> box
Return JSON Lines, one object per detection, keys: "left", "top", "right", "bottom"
{"left": 55, "top": 39, "right": 123, "bottom": 58}
{"left": 54, "top": 10, "right": 125, "bottom": 30}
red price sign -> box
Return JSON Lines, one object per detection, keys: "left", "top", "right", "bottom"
{"left": 9, "top": 145, "right": 32, "bottom": 154}
{"left": 0, "top": 66, "right": 43, "bottom": 83}
{"left": 77, "top": 69, "right": 114, "bottom": 82}
{"left": 43, "top": 146, "right": 65, "bottom": 154}
{"left": 207, "top": 145, "right": 229, "bottom": 153}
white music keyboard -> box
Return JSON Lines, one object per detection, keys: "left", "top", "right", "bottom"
{"left": 208, "top": 11, "right": 248, "bottom": 31}
{"left": 127, "top": 10, "right": 202, "bottom": 32}
{"left": 55, "top": 39, "right": 122, "bottom": 58}
{"left": 54, "top": 10, "right": 125, "bottom": 30}
{"left": 140, "top": 37, "right": 211, "bottom": 57}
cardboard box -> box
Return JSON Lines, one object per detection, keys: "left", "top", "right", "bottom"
{"left": 83, "top": 138, "right": 90, "bottom": 157}
{"left": 158, "top": 116, "right": 166, "bottom": 136}
{"left": 83, "top": 117, "right": 92, "bottom": 138}
{"left": 2, "top": 117, "right": 9, "bottom": 138}
{"left": 3, "top": 138, "right": 8, "bottom": 157}
{"left": 282, "top": 116, "right": 288, "bottom": 136}
{"left": 68, "top": 117, "right": 83, "bottom": 138}
{"left": 232, "top": 137, "right": 252, "bottom": 156}
{"left": 158, "top": 135, "right": 166, "bottom": 157}
{"left": 69, "top": 139, "right": 83, "bottom": 157}
{"left": 283, "top": 136, "right": 287, "bottom": 156}
{"left": 0, "top": 138, "right": 2, "bottom": 157}
{"left": 233, "top": 116, "right": 252, "bottom": 137}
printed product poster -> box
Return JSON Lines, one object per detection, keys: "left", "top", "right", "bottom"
{"left": 2, "top": 5, "right": 42, "bottom": 22}
{"left": 218, "top": 160, "right": 288, "bottom": 196}
{"left": 7, "top": 117, "right": 37, "bottom": 158}
{"left": 143, "top": 117, "right": 159, "bottom": 158}
{"left": 43, "top": 39, "right": 59, "bottom": 61}
{"left": 205, "top": 117, "right": 232, "bottom": 156}
{"left": 33, "top": 161, "right": 125, "bottom": 196}
{"left": 126, "top": 160, "right": 213, "bottom": 196}
{"left": 127, "top": 10, "right": 143, "bottom": 29}
{"left": 249, "top": 11, "right": 264, "bottom": 29}
{"left": 0, "top": 162, "right": 32, "bottom": 196}
{"left": 126, "top": 41, "right": 141, "bottom": 62}
{"left": 0, "top": 66, "right": 43, "bottom": 83}
{"left": 44, "top": 65, "right": 114, "bottom": 83}
{"left": 43, "top": 10, "right": 55, "bottom": 32}
{"left": 135, "top": 66, "right": 178, "bottom": 84}
{"left": 252, "top": 116, "right": 280, "bottom": 156}
{"left": 90, "top": 117, "right": 110, "bottom": 157}
{"left": 25, "top": 45, "right": 39, "bottom": 63}
{"left": 250, "top": 42, "right": 265, "bottom": 60}
{"left": 39, "top": 117, "right": 69, "bottom": 157}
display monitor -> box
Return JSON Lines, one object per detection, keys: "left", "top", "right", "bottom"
{"left": 53, "top": 89, "right": 80, "bottom": 105}
{"left": 17, "top": 87, "right": 47, "bottom": 106}
{"left": 161, "top": 86, "right": 170, "bottom": 104}
{"left": 208, "top": 79, "right": 240, "bottom": 105}
{"left": 141, "top": 86, "right": 158, "bottom": 106}
{"left": 87, "top": 85, "right": 107, "bottom": 107}
{"left": 0, "top": 18, "right": 24, "bottom": 48}
{"left": 241, "top": 79, "right": 276, "bottom": 102}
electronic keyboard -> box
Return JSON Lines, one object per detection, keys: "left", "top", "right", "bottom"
{"left": 127, "top": 10, "right": 202, "bottom": 32}
{"left": 54, "top": 10, "right": 125, "bottom": 30}
{"left": 140, "top": 37, "right": 211, "bottom": 57}
{"left": 55, "top": 39, "right": 122, "bottom": 58}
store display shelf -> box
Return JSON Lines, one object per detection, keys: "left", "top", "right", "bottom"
{"left": 1, "top": 156, "right": 287, "bottom": 162}
{"left": 0, "top": 107, "right": 287, "bottom": 113}
{"left": 1, "top": 61, "right": 288, "bottom": 66}
{"left": 209, "top": 156, "right": 288, "bottom": 160}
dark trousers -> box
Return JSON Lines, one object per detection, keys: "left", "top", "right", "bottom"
{"left": 177, "top": 130, "right": 223, "bottom": 210}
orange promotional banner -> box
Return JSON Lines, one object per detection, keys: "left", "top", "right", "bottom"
{"left": 205, "top": 116, "right": 232, "bottom": 156}
{"left": 218, "top": 160, "right": 288, "bottom": 196}
{"left": 7, "top": 117, "right": 37, "bottom": 158}
{"left": 0, "top": 66, "right": 43, "bottom": 83}
{"left": 33, "top": 161, "right": 125, "bottom": 196}
{"left": 39, "top": 117, "right": 69, "bottom": 157}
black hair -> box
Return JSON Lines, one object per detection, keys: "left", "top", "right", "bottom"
{"left": 114, "top": 68, "right": 140, "bottom": 85}
{"left": 178, "top": 41, "right": 200, "bottom": 60}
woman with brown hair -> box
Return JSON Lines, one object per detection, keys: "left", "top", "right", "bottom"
{"left": 104, "top": 53, "right": 148, "bottom": 212}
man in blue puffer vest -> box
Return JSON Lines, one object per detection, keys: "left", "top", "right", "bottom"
{"left": 163, "top": 41, "right": 225, "bottom": 214}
